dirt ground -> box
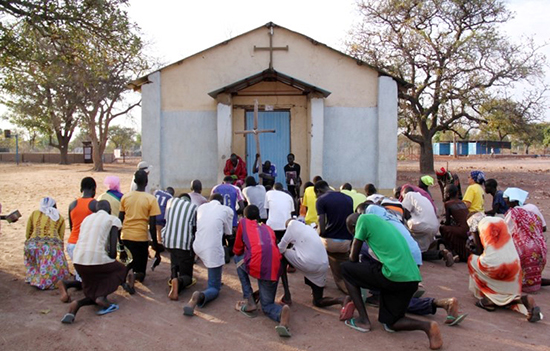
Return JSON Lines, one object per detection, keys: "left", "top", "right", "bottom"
{"left": 0, "top": 158, "right": 549, "bottom": 351}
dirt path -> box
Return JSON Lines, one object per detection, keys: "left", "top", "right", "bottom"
{"left": 0, "top": 159, "right": 548, "bottom": 351}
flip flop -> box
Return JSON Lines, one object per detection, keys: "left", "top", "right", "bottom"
{"left": 61, "top": 313, "right": 75, "bottom": 324}
{"left": 97, "top": 304, "right": 119, "bottom": 316}
{"left": 275, "top": 325, "right": 292, "bottom": 337}
{"left": 183, "top": 305, "right": 195, "bottom": 317}
{"left": 446, "top": 313, "right": 468, "bottom": 326}
{"left": 122, "top": 283, "right": 136, "bottom": 295}
{"left": 345, "top": 318, "right": 370, "bottom": 333}
{"left": 383, "top": 323, "right": 395, "bottom": 333}
{"left": 240, "top": 305, "right": 258, "bottom": 318}
{"left": 185, "top": 278, "right": 197, "bottom": 289}
{"left": 475, "top": 300, "right": 496, "bottom": 312}
{"left": 339, "top": 301, "right": 355, "bottom": 321}
{"left": 528, "top": 307, "right": 543, "bottom": 323}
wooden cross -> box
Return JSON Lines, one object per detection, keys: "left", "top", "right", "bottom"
{"left": 234, "top": 99, "right": 275, "bottom": 173}
{"left": 254, "top": 23, "right": 289, "bottom": 70}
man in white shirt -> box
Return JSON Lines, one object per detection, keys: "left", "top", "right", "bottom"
{"left": 189, "top": 179, "right": 207, "bottom": 208}
{"left": 242, "top": 176, "right": 267, "bottom": 222}
{"left": 184, "top": 194, "right": 233, "bottom": 316}
{"left": 278, "top": 219, "right": 345, "bottom": 307}
{"left": 265, "top": 182, "right": 295, "bottom": 241}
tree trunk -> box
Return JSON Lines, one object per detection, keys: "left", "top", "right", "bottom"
{"left": 419, "top": 138, "right": 435, "bottom": 173}
{"left": 56, "top": 134, "right": 71, "bottom": 165}
{"left": 92, "top": 139, "right": 104, "bottom": 171}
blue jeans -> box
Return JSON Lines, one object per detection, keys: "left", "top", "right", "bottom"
{"left": 200, "top": 265, "right": 223, "bottom": 307}
{"left": 235, "top": 255, "right": 282, "bottom": 322}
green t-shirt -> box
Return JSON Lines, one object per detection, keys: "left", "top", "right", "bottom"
{"left": 355, "top": 214, "right": 422, "bottom": 282}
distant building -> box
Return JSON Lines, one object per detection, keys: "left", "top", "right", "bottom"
{"left": 433, "top": 141, "right": 511, "bottom": 156}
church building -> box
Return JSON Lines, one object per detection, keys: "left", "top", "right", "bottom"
{"left": 131, "top": 22, "right": 405, "bottom": 192}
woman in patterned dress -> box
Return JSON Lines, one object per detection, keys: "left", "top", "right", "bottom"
{"left": 24, "top": 197, "right": 70, "bottom": 289}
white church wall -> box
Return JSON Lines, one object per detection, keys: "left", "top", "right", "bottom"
{"left": 376, "top": 76, "right": 398, "bottom": 190}
{"left": 141, "top": 71, "right": 162, "bottom": 190}
{"left": 160, "top": 111, "right": 219, "bottom": 189}
{"left": 322, "top": 107, "right": 378, "bottom": 190}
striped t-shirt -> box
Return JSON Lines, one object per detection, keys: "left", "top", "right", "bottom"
{"left": 161, "top": 197, "right": 197, "bottom": 250}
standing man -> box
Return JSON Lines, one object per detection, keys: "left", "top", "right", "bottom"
{"left": 119, "top": 170, "right": 161, "bottom": 290}
{"left": 58, "top": 177, "right": 97, "bottom": 303}
{"left": 284, "top": 153, "right": 301, "bottom": 202}
{"left": 342, "top": 213, "right": 442, "bottom": 350}
{"left": 189, "top": 180, "right": 207, "bottom": 208}
{"left": 130, "top": 161, "right": 152, "bottom": 193}
{"left": 162, "top": 194, "right": 198, "bottom": 300}
{"left": 184, "top": 194, "right": 233, "bottom": 316}
{"left": 314, "top": 180, "right": 354, "bottom": 294}
{"left": 223, "top": 153, "right": 247, "bottom": 185}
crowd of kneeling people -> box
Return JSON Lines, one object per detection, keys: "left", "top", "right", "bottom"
{"left": 22, "top": 162, "right": 546, "bottom": 350}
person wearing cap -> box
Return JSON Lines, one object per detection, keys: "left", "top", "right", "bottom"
{"left": 503, "top": 187, "right": 548, "bottom": 292}
{"left": 130, "top": 161, "right": 152, "bottom": 193}
{"left": 436, "top": 167, "right": 462, "bottom": 200}
{"left": 418, "top": 175, "right": 435, "bottom": 198}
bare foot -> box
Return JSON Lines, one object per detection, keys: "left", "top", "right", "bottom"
{"left": 57, "top": 281, "right": 70, "bottom": 303}
{"left": 442, "top": 249, "right": 454, "bottom": 267}
{"left": 280, "top": 305, "right": 291, "bottom": 327}
{"left": 427, "top": 321, "right": 443, "bottom": 350}
{"left": 168, "top": 278, "right": 179, "bottom": 301}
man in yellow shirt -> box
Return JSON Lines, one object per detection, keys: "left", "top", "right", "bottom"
{"left": 301, "top": 176, "right": 324, "bottom": 226}
{"left": 119, "top": 170, "right": 161, "bottom": 291}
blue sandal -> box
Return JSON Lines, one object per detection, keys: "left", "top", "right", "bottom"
{"left": 97, "top": 304, "right": 119, "bottom": 316}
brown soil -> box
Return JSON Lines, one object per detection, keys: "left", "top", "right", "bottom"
{"left": 0, "top": 159, "right": 548, "bottom": 351}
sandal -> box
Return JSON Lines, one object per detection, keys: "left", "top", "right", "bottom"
{"left": 475, "top": 300, "right": 496, "bottom": 312}
{"left": 445, "top": 313, "right": 468, "bottom": 326}
{"left": 61, "top": 313, "right": 75, "bottom": 324}
{"left": 528, "top": 306, "right": 543, "bottom": 323}
{"left": 339, "top": 301, "right": 355, "bottom": 321}
{"left": 345, "top": 318, "right": 370, "bottom": 333}
{"left": 97, "top": 304, "right": 119, "bottom": 316}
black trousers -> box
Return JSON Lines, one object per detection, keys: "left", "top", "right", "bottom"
{"left": 168, "top": 248, "right": 194, "bottom": 291}
{"left": 123, "top": 240, "right": 149, "bottom": 279}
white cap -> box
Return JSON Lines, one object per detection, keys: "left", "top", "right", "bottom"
{"left": 137, "top": 161, "right": 152, "bottom": 173}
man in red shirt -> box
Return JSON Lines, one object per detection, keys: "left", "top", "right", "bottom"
{"left": 233, "top": 205, "right": 291, "bottom": 337}
{"left": 223, "top": 153, "right": 247, "bottom": 185}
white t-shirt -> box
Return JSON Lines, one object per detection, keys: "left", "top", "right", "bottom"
{"left": 278, "top": 220, "right": 329, "bottom": 287}
{"left": 242, "top": 185, "right": 267, "bottom": 219}
{"left": 402, "top": 191, "right": 439, "bottom": 251}
{"left": 192, "top": 201, "right": 233, "bottom": 268}
{"left": 73, "top": 210, "right": 122, "bottom": 265}
{"left": 265, "top": 190, "right": 295, "bottom": 231}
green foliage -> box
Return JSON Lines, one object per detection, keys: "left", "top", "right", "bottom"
{"left": 347, "top": 0, "right": 547, "bottom": 171}
{"left": 108, "top": 125, "right": 136, "bottom": 152}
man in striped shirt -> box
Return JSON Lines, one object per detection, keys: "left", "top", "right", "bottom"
{"left": 161, "top": 193, "right": 197, "bottom": 301}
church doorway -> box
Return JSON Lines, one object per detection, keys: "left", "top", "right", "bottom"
{"left": 245, "top": 110, "right": 290, "bottom": 186}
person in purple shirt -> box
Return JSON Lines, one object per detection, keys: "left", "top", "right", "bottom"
{"left": 154, "top": 187, "right": 174, "bottom": 245}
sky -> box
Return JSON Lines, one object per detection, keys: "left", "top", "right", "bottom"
{"left": 1, "top": 0, "right": 549, "bottom": 132}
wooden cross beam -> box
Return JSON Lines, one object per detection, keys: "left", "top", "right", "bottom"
{"left": 254, "top": 24, "right": 288, "bottom": 70}
{"left": 234, "top": 99, "right": 275, "bottom": 172}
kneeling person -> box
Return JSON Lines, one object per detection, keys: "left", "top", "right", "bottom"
{"left": 278, "top": 219, "right": 344, "bottom": 307}
{"left": 233, "top": 205, "right": 291, "bottom": 337}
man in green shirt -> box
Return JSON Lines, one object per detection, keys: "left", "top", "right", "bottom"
{"left": 342, "top": 213, "right": 443, "bottom": 350}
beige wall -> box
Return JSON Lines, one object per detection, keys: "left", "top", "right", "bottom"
{"left": 159, "top": 26, "right": 379, "bottom": 112}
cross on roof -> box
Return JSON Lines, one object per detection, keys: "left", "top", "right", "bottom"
{"left": 254, "top": 23, "right": 289, "bottom": 70}
{"left": 234, "top": 99, "right": 275, "bottom": 171}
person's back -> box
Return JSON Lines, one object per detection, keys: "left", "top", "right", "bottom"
{"left": 402, "top": 191, "right": 439, "bottom": 252}
{"left": 154, "top": 189, "right": 173, "bottom": 225}
{"left": 302, "top": 186, "right": 318, "bottom": 225}
{"left": 68, "top": 198, "right": 95, "bottom": 245}
{"left": 280, "top": 220, "right": 328, "bottom": 268}
{"left": 235, "top": 218, "right": 281, "bottom": 281}
{"left": 73, "top": 210, "right": 121, "bottom": 266}
{"left": 355, "top": 214, "right": 421, "bottom": 282}
{"left": 162, "top": 197, "right": 197, "bottom": 250}
{"left": 340, "top": 189, "right": 367, "bottom": 211}
{"left": 316, "top": 191, "right": 354, "bottom": 240}
{"left": 265, "top": 187, "right": 294, "bottom": 232}
{"left": 98, "top": 192, "right": 122, "bottom": 218}
{"left": 120, "top": 191, "right": 160, "bottom": 241}
{"left": 444, "top": 199, "right": 468, "bottom": 228}
{"left": 193, "top": 200, "right": 233, "bottom": 268}
{"left": 243, "top": 184, "right": 267, "bottom": 220}
{"left": 212, "top": 182, "right": 241, "bottom": 227}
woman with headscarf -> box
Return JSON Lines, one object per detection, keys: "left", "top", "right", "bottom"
{"left": 418, "top": 175, "right": 435, "bottom": 198}
{"left": 462, "top": 170, "right": 485, "bottom": 216}
{"left": 435, "top": 167, "right": 462, "bottom": 200}
{"left": 503, "top": 188, "right": 547, "bottom": 293}
{"left": 98, "top": 176, "right": 123, "bottom": 217}
{"left": 24, "top": 197, "right": 71, "bottom": 290}
{"left": 468, "top": 217, "right": 542, "bottom": 322}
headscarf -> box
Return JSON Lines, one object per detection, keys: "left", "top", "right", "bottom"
{"left": 470, "top": 170, "right": 485, "bottom": 184}
{"left": 435, "top": 167, "right": 447, "bottom": 177}
{"left": 39, "top": 197, "right": 60, "bottom": 221}
{"left": 420, "top": 175, "right": 435, "bottom": 186}
{"left": 503, "top": 187, "right": 529, "bottom": 206}
{"left": 104, "top": 176, "right": 121, "bottom": 192}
